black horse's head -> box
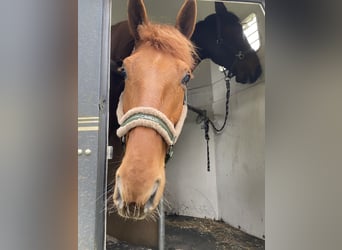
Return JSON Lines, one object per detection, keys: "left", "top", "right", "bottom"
{"left": 192, "top": 2, "right": 262, "bottom": 83}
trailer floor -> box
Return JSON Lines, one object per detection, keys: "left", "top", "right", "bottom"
{"left": 106, "top": 215, "right": 264, "bottom": 250}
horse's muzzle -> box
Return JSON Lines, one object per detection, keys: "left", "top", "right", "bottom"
{"left": 235, "top": 64, "right": 262, "bottom": 84}
{"left": 113, "top": 178, "right": 160, "bottom": 220}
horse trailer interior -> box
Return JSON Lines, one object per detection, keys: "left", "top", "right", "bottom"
{"left": 79, "top": 0, "right": 265, "bottom": 249}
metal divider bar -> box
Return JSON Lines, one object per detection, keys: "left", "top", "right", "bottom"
{"left": 158, "top": 197, "right": 165, "bottom": 250}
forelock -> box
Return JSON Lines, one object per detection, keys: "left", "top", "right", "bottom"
{"left": 137, "top": 23, "right": 197, "bottom": 69}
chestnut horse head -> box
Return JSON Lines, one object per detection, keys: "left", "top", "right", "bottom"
{"left": 113, "top": 0, "right": 197, "bottom": 219}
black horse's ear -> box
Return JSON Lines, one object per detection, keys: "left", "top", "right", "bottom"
{"left": 215, "top": 2, "right": 228, "bottom": 17}
{"left": 128, "top": 0, "right": 149, "bottom": 40}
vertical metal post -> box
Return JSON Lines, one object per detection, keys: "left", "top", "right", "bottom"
{"left": 96, "top": 0, "right": 112, "bottom": 249}
{"left": 158, "top": 196, "right": 165, "bottom": 250}
{"left": 78, "top": 0, "right": 111, "bottom": 249}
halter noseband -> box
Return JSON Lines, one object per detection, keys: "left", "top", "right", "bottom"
{"left": 116, "top": 94, "right": 188, "bottom": 163}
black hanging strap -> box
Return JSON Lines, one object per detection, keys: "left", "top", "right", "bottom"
{"left": 188, "top": 69, "right": 232, "bottom": 172}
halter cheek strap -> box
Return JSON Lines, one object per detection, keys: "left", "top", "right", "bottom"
{"left": 116, "top": 94, "right": 188, "bottom": 161}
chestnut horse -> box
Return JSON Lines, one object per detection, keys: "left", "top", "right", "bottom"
{"left": 112, "top": 0, "right": 197, "bottom": 219}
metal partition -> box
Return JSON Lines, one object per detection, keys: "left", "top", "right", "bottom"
{"left": 78, "top": 0, "right": 111, "bottom": 249}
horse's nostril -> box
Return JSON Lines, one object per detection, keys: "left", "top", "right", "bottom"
{"left": 114, "top": 191, "right": 124, "bottom": 210}
{"left": 113, "top": 177, "right": 124, "bottom": 209}
{"left": 144, "top": 180, "right": 160, "bottom": 213}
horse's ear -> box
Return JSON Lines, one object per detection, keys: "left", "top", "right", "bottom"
{"left": 175, "top": 0, "right": 197, "bottom": 39}
{"left": 215, "top": 2, "right": 228, "bottom": 17}
{"left": 127, "top": 0, "right": 149, "bottom": 40}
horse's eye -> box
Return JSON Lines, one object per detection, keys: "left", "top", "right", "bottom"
{"left": 119, "top": 67, "right": 127, "bottom": 79}
{"left": 181, "top": 72, "right": 191, "bottom": 85}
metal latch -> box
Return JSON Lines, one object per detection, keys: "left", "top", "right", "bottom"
{"left": 107, "top": 146, "right": 113, "bottom": 160}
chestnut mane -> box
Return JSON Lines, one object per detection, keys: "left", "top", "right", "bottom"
{"left": 137, "top": 23, "right": 197, "bottom": 69}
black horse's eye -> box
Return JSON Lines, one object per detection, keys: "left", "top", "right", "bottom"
{"left": 181, "top": 72, "right": 191, "bottom": 85}
{"left": 118, "top": 67, "right": 127, "bottom": 79}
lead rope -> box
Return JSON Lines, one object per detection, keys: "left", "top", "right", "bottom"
{"left": 188, "top": 69, "right": 232, "bottom": 171}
